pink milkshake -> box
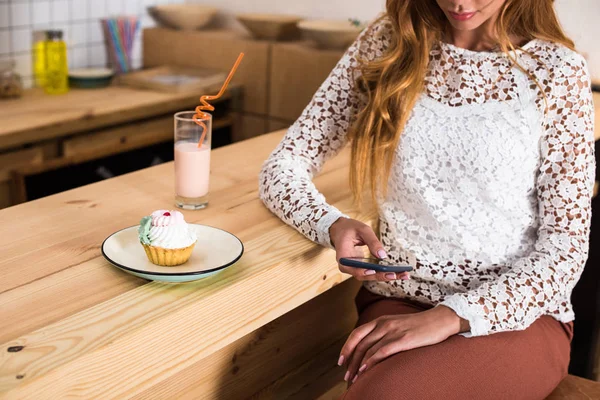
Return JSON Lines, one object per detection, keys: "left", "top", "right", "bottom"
{"left": 175, "top": 142, "right": 211, "bottom": 209}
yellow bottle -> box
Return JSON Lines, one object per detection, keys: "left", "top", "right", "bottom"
{"left": 33, "top": 31, "right": 46, "bottom": 88}
{"left": 44, "top": 30, "right": 69, "bottom": 94}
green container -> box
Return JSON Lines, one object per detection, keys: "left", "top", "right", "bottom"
{"left": 68, "top": 68, "right": 115, "bottom": 89}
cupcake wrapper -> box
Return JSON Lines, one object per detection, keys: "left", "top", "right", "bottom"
{"left": 142, "top": 243, "right": 196, "bottom": 266}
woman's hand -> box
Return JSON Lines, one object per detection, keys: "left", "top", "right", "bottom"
{"left": 338, "top": 305, "right": 464, "bottom": 384}
{"left": 329, "top": 217, "right": 410, "bottom": 282}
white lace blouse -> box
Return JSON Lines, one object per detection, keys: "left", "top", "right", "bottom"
{"left": 259, "top": 18, "right": 596, "bottom": 337}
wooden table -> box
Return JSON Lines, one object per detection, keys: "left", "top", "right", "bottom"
{"left": 0, "top": 86, "right": 242, "bottom": 209}
{"left": 0, "top": 87, "right": 218, "bottom": 152}
{"left": 0, "top": 131, "right": 369, "bottom": 399}
{"left": 1, "top": 129, "right": 599, "bottom": 399}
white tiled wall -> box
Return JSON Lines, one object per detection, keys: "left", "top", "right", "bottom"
{"left": 1, "top": 0, "right": 598, "bottom": 89}
{"left": 0, "top": 0, "right": 184, "bottom": 88}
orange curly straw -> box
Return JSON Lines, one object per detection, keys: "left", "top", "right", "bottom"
{"left": 193, "top": 53, "right": 245, "bottom": 147}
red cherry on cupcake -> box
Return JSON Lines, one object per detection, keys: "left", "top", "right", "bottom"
{"left": 163, "top": 212, "right": 171, "bottom": 217}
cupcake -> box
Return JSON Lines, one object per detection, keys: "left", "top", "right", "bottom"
{"left": 138, "top": 210, "right": 197, "bottom": 266}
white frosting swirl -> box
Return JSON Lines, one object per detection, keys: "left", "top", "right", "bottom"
{"left": 147, "top": 210, "right": 197, "bottom": 249}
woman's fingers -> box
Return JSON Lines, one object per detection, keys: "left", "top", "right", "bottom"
{"left": 376, "top": 271, "right": 411, "bottom": 281}
{"left": 359, "top": 341, "right": 406, "bottom": 376}
{"left": 340, "top": 317, "right": 404, "bottom": 384}
{"left": 358, "top": 226, "right": 387, "bottom": 259}
{"left": 359, "top": 337, "right": 386, "bottom": 368}
{"left": 339, "top": 321, "right": 377, "bottom": 369}
{"left": 335, "top": 237, "right": 363, "bottom": 262}
{"left": 346, "top": 334, "right": 385, "bottom": 384}
{"left": 338, "top": 265, "right": 401, "bottom": 282}
{"left": 333, "top": 221, "right": 411, "bottom": 282}
{"left": 398, "top": 271, "right": 410, "bottom": 280}
{"left": 336, "top": 239, "right": 377, "bottom": 281}
{"left": 335, "top": 240, "right": 382, "bottom": 281}
{"left": 337, "top": 265, "right": 411, "bottom": 282}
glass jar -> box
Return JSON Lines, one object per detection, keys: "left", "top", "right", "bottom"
{"left": 44, "top": 30, "right": 69, "bottom": 94}
{"left": 0, "top": 60, "right": 23, "bottom": 99}
{"left": 33, "top": 30, "right": 47, "bottom": 88}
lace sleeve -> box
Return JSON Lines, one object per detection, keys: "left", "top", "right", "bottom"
{"left": 441, "top": 53, "right": 596, "bottom": 337}
{"left": 259, "top": 19, "right": 390, "bottom": 248}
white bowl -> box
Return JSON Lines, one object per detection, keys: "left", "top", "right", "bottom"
{"left": 236, "top": 13, "right": 303, "bottom": 41}
{"left": 297, "top": 19, "right": 363, "bottom": 50}
{"left": 69, "top": 68, "right": 114, "bottom": 79}
{"left": 148, "top": 4, "right": 218, "bottom": 31}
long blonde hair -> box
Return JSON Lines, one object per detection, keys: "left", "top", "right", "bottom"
{"left": 348, "top": 0, "right": 575, "bottom": 205}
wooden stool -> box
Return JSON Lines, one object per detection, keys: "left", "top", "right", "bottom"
{"left": 546, "top": 375, "right": 600, "bottom": 399}
{"left": 309, "top": 374, "right": 600, "bottom": 399}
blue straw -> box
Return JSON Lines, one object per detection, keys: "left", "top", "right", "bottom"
{"left": 108, "top": 19, "right": 127, "bottom": 72}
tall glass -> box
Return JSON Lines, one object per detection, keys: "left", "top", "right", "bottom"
{"left": 174, "top": 111, "right": 212, "bottom": 210}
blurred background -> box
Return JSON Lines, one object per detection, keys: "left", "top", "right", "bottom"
{"left": 0, "top": 0, "right": 598, "bottom": 86}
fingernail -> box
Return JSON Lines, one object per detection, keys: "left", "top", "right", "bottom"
{"left": 385, "top": 273, "right": 396, "bottom": 280}
{"left": 338, "top": 355, "right": 344, "bottom": 366}
{"left": 364, "top": 270, "right": 376, "bottom": 276}
{"left": 377, "top": 249, "right": 387, "bottom": 259}
{"left": 402, "top": 274, "right": 410, "bottom": 280}
{"left": 358, "top": 364, "right": 367, "bottom": 373}
{"left": 352, "top": 375, "right": 358, "bottom": 383}
{"left": 344, "top": 371, "right": 350, "bottom": 381}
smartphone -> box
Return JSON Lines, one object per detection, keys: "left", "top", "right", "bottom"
{"left": 339, "top": 257, "right": 413, "bottom": 273}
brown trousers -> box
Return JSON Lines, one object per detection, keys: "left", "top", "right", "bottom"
{"left": 340, "top": 287, "right": 574, "bottom": 400}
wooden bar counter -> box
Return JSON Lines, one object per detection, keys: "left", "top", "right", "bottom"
{"left": 0, "top": 129, "right": 598, "bottom": 399}
{"left": 0, "top": 130, "right": 368, "bottom": 399}
{"left": 0, "top": 87, "right": 212, "bottom": 152}
{"left": 0, "top": 86, "right": 243, "bottom": 209}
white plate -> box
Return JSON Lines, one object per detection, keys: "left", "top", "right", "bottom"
{"left": 102, "top": 224, "right": 244, "bottom": 283}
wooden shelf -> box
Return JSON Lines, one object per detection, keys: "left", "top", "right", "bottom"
{"left": 0, "top": 84, "right": 242, "bottom": 209}
{"left": 0, "top": 87, "right": 212, "bottom": 152}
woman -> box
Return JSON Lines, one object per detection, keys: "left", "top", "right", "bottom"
{"left": 259, "top": 0, "right": 595, "bottom": 398}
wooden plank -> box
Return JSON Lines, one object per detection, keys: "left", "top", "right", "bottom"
{"left": 143, "top": 28, "right": 269, "bottom": 116}
{"left": 0, "top": 169, "right": 366, "bottom": 390}
{"left": 38, "top": 141, "right": 60, "bottom": 161}
{"left": 42, "top": 115, "right": 233, "bottom": 167}
{"left": 0, "top": 86, "right": 238, "bottom": 152}
{"left": 0, "top": 257, "right": 146, "bottom": 344}
{"left": 250, "top": 337, "right": 347, "bottom": 400}
{"left": 0, "top": 147, "right": 44, "bottom": 182}
{"left": 0, "top": 131, "right": 332, "bottom": 295}
{"left": 0, "top": 168, "right": 348, "bottom": 344}
{"left": 0, "top": 147, "right": 44, "bottom": 208}
{"left": 62, "top": 115, "right": 174, "bottom": 158}
{"left": 0, "top": 182, "right": 12, "bottom": 209}
{"left": 0, "top": 205, "right": 370, "bottom": 398}
{"left": 0, "top": 130, "right": 371, "bottom": 398}
{"left": 315, "top": 382, "right": 348, "bottom": 400}
{"left": 132, "top": 280, "right": 359, "bottom": 400}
